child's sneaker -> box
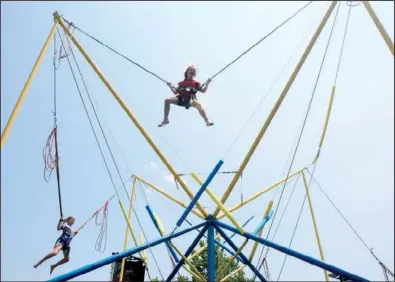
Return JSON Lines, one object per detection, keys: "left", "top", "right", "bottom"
{"left": 205, "top": 120, "right": 214, "bottom": 127}
{"left": 158, "top": 119, "right": 169, "bottom": 127}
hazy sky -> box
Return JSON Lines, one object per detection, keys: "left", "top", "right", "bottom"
{"left": 1, "top": 1, "right": 394, "bottom": 281}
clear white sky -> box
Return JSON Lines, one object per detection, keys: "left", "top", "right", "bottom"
{"left": 1, "top": 1, "right": 394, "bottom": 281}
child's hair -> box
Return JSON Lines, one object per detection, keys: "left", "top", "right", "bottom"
{"left": 184, "top": 64, "right": 198, "bottom": 79}
{"left": 66, "top": 216, "right": 75, "bottom": 221}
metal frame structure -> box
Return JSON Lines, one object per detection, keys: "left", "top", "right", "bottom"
{"left": 1, "top": 1, "right": 393, "bottom": 282}
{"left": 45, "top": 213, "right": 370, "bottom": 282}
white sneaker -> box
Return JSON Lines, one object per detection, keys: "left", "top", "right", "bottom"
{"left": 205, "top": 120, "right": 214, "bottom": 127}
{"left": 158, "top": 120, "right": 169, "bottom": 127}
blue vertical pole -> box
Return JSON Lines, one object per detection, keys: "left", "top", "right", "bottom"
{"left": 176, "top": 159, "right": 224, "bottom": 227}
{"left": 214, "top": 223, "right": 267, "bottom": 282}
{"left": 166, "top": 224, "right": 208, "bottom": 282}
{"left": 216, "top": 221, "right": 370, "bottom": 282}
{"left": 207, "top": 219, "right": 216, "bottom": 282}
{"left": 185, "top": 218, "right": 246, "bottom": 263}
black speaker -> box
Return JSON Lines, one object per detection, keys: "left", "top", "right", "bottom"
{"left": 110, "top": 253, "right": 145, "bottom": 282}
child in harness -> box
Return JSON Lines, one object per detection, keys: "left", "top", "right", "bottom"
{"left": 159, "top": 64, "right": 214, "bottom": 127}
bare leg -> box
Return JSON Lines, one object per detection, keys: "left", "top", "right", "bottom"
{"left": 34, "top": 245, "right": 62, "bottom": 268}
{"left": 191, "top": 100, "right": 214, "bottom": 126}
{"left": 50, "top": 256, "right": 69, "bottom": 275}
{"left": 159, "top": 96, "right": 178, "bottom": 127}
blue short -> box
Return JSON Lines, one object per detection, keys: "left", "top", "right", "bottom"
{"left": 54, "top": 237, "right": 71, "bottom": 257}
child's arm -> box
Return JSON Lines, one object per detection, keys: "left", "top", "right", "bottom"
{"left": 57, "top": 218, "right": 64, "bottom": 231}
{"left": 167, "top": 82, "right": 179, "bottom": 95}
{"left": 199, "top": 79, "right": 212, "bottom": 94}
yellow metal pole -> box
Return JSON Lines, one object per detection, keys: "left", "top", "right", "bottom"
{"left": 133, "top": 175, "right": 204, "bottom": 219}
{"left": 118, "top": 200, "right": 144, "bottom": 260}
{"left": 1, "top": 20, "right": 58, "bottom": 149}
{"left": 220, "top": 201, "right": 273, "bottom": 282}
{"left": 190, "top": 175, "right": 275, "bottom": 281}
{"left": 220, "top": 265, "right": 246, "bottom": 282}
{"left": 362, "top": 1, "right": 394, "bottom": 56}
{"left": 217, "top": 168, "right": 303, "bottom": 219}
{"left": 213, "top": 1, "right": 339, "bottom": 217}
{"left": 248, "top": 201, "right": 273, "bottom": 260}
{"left": 190, "top": 172, "right": 245, "bottom": 233}
{"left": 313, "top": 85, "right": 336, "bottom": 164}
{"left": 140, "top": 232, "right": 148, "bottom": 262}
{"left": 187, "top": 233, "right": 221, "bottom": 261}
{"left": 119, "top": 178, "right": 137, "bottom": 282}
{"left": 180, "top": 264, "right": 205, "bottom": 281}
{"left": 53, "top": 11, "right": 208, "bottom": 218}
{"left": 153, "top": 214, "right": 206, "bottom": 281}
{"left": 154, "top": 213, "right": 167, "bottom": 235}
{"left": 301, "top": 171, "right": 329, "bottom": 281}
{"left": 206, "top": 187, "right": 246, "bottom": 233}
{"left": 218, "top": 239, "right": 248, "bottom": 280}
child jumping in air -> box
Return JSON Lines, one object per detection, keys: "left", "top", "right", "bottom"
{"left": 34, "top": 216, "right": 78, "bottom": 274}
{"left": 158, "top": 64, "right": 214, "bottom": 127}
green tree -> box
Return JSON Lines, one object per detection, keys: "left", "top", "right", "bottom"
{"left": 152, "top": 239, "right": 254, "bottom": 281}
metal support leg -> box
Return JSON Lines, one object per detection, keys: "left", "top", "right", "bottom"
{"left": 214, "top": 223, "right": 267, "bottom": 282}
{"left": 217, "top": 221, "right": 370, "bottom": 282}
{"left": 208, "top": 219, "right": 216, "bottom": 282}
{"left": 166, "top": 225, "right": 208, "bottom": 282}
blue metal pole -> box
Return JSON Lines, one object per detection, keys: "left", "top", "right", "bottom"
{"left": 253, "top": 210, "right": 273, "bottom": 235}
{"left": 216, "top": 221, "right": 371, "bottom": 282}
{"left": 176, "top": 159, "right": 224, "bottom": 227}
{"left": 166, "top": 224, "right": 209, "bottom": 282}
{"left": 186, "top": 215, "right": 254, "bottom": 240}
{"left": 214, "top": 239, "right": 247, "bottom": 264}
{"left": 229, "top": 215, "right": 254, "bottom": 240}
{"left": 185, "top": 218, "right": 246, "bottom": 264}
{"left": 214, "top": 223, "right": 267, "bottom": 282}
{"left": 186, "top": 218, "right": 208, "bottom": 239}
{"left": 146, "top": 205, "right": 179, "bottom": 262}
{"left": 48, "top": 222, "right": 206, "bottom": 282}
{"left": 145, "top": 205, "right": 160, "bottom": 230}
{"left": 207, "top": 221, "right": 216, "bottom": 282}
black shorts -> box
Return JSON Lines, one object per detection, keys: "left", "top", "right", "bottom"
{"left": 176, "top": 94, "right": 196, "bottom": 108}
{"left": 54, "top": 237, "right": 71, "bottom": 257}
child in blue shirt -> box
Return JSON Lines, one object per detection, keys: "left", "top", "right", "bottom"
{"left": 34, "top": 216, "right": 78, "bottom": 274}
